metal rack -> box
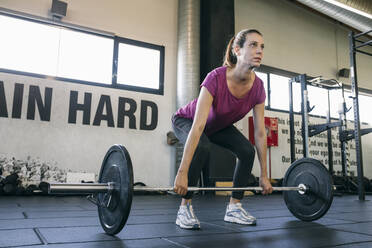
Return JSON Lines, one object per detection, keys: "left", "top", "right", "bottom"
{"left": 349, "top": 30, "right": 372, "bottom": 200}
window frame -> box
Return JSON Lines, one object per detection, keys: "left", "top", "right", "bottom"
{"left": 113, "top": 36, "right": 165, "bottom": 95}
{"left": 0, "top": 9, "right": 165, "bottom": 95}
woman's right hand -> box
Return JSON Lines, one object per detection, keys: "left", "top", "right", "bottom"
{"left": 174, "top": 170, "right": 188, "bottom": 196}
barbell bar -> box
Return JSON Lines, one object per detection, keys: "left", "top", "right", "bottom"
{"left": 135, "top": 185, "right": 307, "bottom": 193}
{"left": 47, "top": 144, "right": 334, "bottom": 236}
{"left": 49, "top": 184, "right": 307, "bottom": 194}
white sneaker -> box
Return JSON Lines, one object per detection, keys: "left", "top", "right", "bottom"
{"left": 224, "top": 202, "right": 257, "bottom": 225}
{"left": 175, "top": 204, "right": 200, "bottom": 229}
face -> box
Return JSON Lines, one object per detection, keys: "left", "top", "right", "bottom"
{"left": 234, "top": 32, "right": 264, "bottom": 69}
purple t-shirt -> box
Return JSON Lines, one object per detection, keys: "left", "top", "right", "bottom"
{"left": 175, "top": 66, "right": 266, "bottom": 136}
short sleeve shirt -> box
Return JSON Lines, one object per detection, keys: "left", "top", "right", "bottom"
{"left": 175, "top": 66, "right": 266, "bottom": 136}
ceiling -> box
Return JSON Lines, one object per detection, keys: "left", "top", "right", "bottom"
{"left": 293, "top": 0, "right": 372, "bottom": 37}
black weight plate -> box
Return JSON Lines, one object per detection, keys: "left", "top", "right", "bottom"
{"left": 98, "top": 144, "right": 133, "bottom": 235}
{"left": 283, "top": 158, "right": 333, "bottom": 221}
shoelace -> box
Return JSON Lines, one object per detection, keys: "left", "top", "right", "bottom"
{"left": 187, "top": 204, "right": 198, "bottom": 221}
{"left": 234, "top": 203, "right": 251, "bottom": 218}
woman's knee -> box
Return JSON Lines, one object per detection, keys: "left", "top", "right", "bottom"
{"left": 235, "top": 143, "right": 255, "bottom": 161}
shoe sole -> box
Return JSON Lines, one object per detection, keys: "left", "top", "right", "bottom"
{"left": 176, "top": 219, "right": 200, "bottom": 230}
{"left": 224, "top": 216, "right": 257, "bottom": 226}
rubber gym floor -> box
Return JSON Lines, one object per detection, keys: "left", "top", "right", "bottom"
{"left": 1, "top": 193, "right": 372, "bottom": 248}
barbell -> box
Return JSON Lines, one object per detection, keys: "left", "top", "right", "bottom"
{"left": 48, "top": 144, "right": 334, "bottom": 235}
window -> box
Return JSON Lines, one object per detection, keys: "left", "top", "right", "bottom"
{"left": 251, "top": 67, "right": 371, "bottom": 125}
{"left": 0, "top": 13, "right": 164, "bottom": 95}
{"left": 0, "top": 15, "right": 60, "bottom": 76}
{"left": 116, "top": 38, "right": 164, "bottom": 94}
{"left": 329, "top": 88, "right": 343, "bottom": 119}
{"left": 307, "top": 85, "right": 328, "bottom": 117}
{"left": 0, "top": 15, "right": 113, "bottom": 84}
{"left": 57, "top": 29, "right": 114, "bottom": 84}
{"left": 270, "top": 74, "right": 291, "bottom": 111}
{"left": 358, "top": 94, "right": 372, "bottom": 125}
{"left": 255, "top": 71, "right": 268, "bottom": 106}
{"left": 292, "top": 82, "right": 302, "bottom": 113}
{"left": 327, "top": 88, "right": 372, "bottom": 125}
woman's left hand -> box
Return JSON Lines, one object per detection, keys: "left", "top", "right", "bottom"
{"left": 259, "top": 176, "right": 273, "bottom": 195}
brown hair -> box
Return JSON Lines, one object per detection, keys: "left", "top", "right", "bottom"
{"left": 223, "top": 29, "right": 263, "bottom": 67}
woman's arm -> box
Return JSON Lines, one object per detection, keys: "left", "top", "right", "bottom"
{"left": 252, "top": 102, "right": 273, "bottom": 194}
{"left": 174, "top": 87, "right": 213, "bottom": 196}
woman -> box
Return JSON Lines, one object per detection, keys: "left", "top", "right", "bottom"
{"left": 172, "top": 29, "right": 273, "bottom": 229}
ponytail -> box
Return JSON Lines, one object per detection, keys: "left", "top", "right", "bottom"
{"left": 223, "top": 36, "right": 237, "bottom": 68}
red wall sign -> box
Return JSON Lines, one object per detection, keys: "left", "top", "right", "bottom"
{"left": 248, "top": 116, "right": 278, "bottom": 147}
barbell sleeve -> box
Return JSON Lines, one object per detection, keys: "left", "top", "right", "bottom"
{"left": 48, "top": 183, "right": 114, "bottom": 194}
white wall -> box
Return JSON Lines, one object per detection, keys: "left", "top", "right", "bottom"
{"left": 0, "top": 0, "right": 178, "bottom": 187}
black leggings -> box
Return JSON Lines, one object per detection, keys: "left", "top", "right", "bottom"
{"left": 172, "top": 115, "right": 255, "bottom": 200}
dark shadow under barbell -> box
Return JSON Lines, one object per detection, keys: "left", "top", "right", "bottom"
{"left": 48, "top": 144, "right": 334, "bottom": 235}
